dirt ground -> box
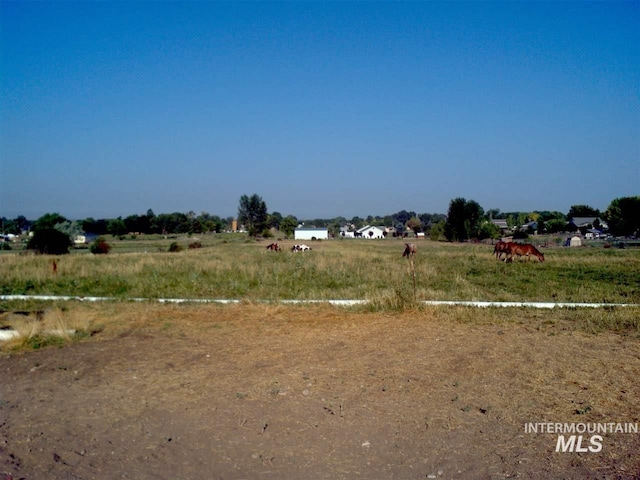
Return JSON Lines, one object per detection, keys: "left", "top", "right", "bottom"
{"left": 1, "top": 304, "right": 639, "bottom": 480}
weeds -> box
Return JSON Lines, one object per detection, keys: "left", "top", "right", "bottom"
{"left": 0, "top": 307, "right": 94, "bottom": 352}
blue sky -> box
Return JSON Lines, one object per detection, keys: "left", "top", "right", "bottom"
{"left": 1, "top": 1, "right": 638, "bottom": 221}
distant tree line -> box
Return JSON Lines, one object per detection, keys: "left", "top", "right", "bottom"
{"left": 442, "top": 196, "right": 640, "bottom": 242}
{"left": 2, "top": 195, "right": 638, "bottom": 249}
{"left": 1, "top": 210, "right": 233, "bottom": 238}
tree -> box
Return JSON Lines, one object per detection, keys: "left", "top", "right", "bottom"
{"left": 107, "top": 217, "right": 127, "bottom": 236}
{"left": 82, "top": 218, "right": 108, "bottom": 235}
{"left": 237, "top": 194, "right": 268, "bottom": 237}
{"left": 567, "top": 205, "right": 600, "bottom": 219}
{"left": 392, "top": 210, "right": 416, "bottom": 226}
{"left": 27, "top": 228, "right": 72, "bottom": 254}
{"left": 430, "top": 221, "right": 445, "bottom": 241}
{"left": 280, "top": 215, "right": 298, "bottom": 237}
{"left": 406, "top": 217, "right": 423, "bottom": 235}
{"left": 444, "top": 198, "right": 484, "bottom": 242}
{"left": 33, "top": 213, "right": 66, "bottom": 231}
{"left": 478, "top": 219, "right": 500, "bottom": 240}
{"left": 605, "top": 196, "right": 640, "bottom": 237}
{"left": 268, "top": 211, "right": 283, "bottom": 230}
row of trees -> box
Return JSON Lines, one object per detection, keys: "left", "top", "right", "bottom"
{"left": 2, "top": 196, "right": 639, "bottom": 244}
{"left": 1, "top": 211, "right": 233, "bottom": 238}
{"left": 442, "top": 196, "right": 640, "bottom": 242}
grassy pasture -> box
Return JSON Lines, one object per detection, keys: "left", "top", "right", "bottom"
{"left": 1, "top": 235, "right": 638, "bottom": 305}
{"left": 1, "top": 236, "right": 638, "bottom": 478}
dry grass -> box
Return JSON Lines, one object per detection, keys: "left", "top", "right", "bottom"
{"left": 3, "top": 239, "right": 639, "bottom": 300}
{"left": 1, "top": 302, "right": 639, "bottom": 478}
{"left": 0, "top": 307, "right": 98, "bottom": 350}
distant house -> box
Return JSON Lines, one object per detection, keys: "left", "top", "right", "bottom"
{"left": 357, "top": 225, "right": 385, "bottom": 239}
{"left": 585, "top": 229, "right": 605, "bottom": 240}
{"left": 74, "top": 233, "right": 99, "bottom": 245}
{"left": 294, "top": 227, "right": 328, "bottom": 241}
{"left": 491, "top": 219, "right": 509, "bottom": 232}
{"left": 339, "top": 226, "right": 355, "bottom": 238}
{"left": 569, "top": 217, "right": 608, "bottom": 230}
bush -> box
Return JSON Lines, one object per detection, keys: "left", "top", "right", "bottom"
{"left": 188, "top": 241, "right": 202, "bottom": 249}
{"left": 26, "top": 229, "right": 72, "bottom": 254}
{"left": 90, "top": 238, "right": 112, "bottom": 254}
{"left": 168, "top": 242, "right": 183, "bottom": 252}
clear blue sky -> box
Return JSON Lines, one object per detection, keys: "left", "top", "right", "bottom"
{"left": 1, "top": 1, "right": 638, "bottom": 221}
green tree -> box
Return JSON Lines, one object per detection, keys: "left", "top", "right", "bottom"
{"left": 478, "top": 219, "right": 500, "bottom": 240}
{"left": 605, "top": 196, "right": 640, "bottom": 237}
{"left": 55, "top": 220, "right": 83, "bottom": 238}
{"left": 567, "top": 205, "right": 600, "bottom": 219}
{"left": 406, "top": 217, "right": 423, "bottom": 235}
{"left": 444, "top": 198, "right": 484, "bottom": 242}
{"left": 279, "top": 215, "right": 298, "bottom": 237}
{"left": 268, "top": 211, "right": 283, "bottom": 230}
{"left": 107, "top": 217, "right": 127, "bottom": 236}
{"left": 33, "top": 213, "right": 66, "bottom": 231}
{"left": 546, "top": 218, "right": 567, "bottom": 233}
{"left": 82, "top": 218, "right": 108, "bottom": 235}
{"left": 27, "top": 228, "right": 72, "bottom": 254}
{"left": 237, "top": 194, "right": 268, "bottom": 237}
{"left": 430, "top": 221, "right": 445, "bottom": 241}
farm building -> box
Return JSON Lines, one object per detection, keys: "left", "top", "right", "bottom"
{"left": 294, "top": 227, "right": 328, "bottom": 241}
{"left": 339, "top": 226, "right": 355, "bottom": 238}
{"left": 569, "top": 217, "right": 608, "bottom": 230}
{"left": 570, "top": 236, "right": 582, "bottom": 247}
{"left": 357, "top": 225, "right": 385, "bottom": 239}
{"left": 491, "top": 219, "right": 509, "bottom": 233}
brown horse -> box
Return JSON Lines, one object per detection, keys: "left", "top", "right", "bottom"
{"left": 402, "top": 243, "right": 417, "bottom": 257}
{"left": 506, "top": 243, "right": 544, "bottom": 262}
{"left": 265, "top": 243, "right": 281, "bottom": 252}
{"left": 493, "top": 241, "right": 510, "bottom": 260}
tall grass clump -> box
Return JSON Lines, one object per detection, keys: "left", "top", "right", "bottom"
{"left": 1, "top": 307, "right": 95, "bottom": 352}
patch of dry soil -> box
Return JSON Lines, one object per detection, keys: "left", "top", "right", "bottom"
{"left": 1, "top": 304, "right": 639, "bottom": 479}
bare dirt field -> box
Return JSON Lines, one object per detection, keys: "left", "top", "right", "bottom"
{"left": 1, "top": 304, "right": 639, "bottom": 480}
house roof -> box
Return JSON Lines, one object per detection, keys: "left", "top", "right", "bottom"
{"left": 357, "top": 225, "right": 384, "bottom": 233}
{"left": 295, "top": 227, "right": 328, "bottom": 231}
{"left": 570, "top": 217, "right": 604, "bottom": 227}
{"left": 492, "top": 219, "right": 509, "bottom": 228}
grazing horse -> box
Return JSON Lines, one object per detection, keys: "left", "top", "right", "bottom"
{"left": 292, "top": 244, "right": 311, "bottom": 252}
{"left": 506, "top": 243, "right": 544, "bottom": 262}
{"left": 493, "top": 241, "right": 510, "bottom": 260}
{"left": 402, "top": 243, "right": 417, "bottom": 257}
{"left": 265, "top": 243, "right": 280, "bottom": 252}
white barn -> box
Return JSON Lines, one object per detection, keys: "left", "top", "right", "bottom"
{"left": 357, "top": 225, "right": 385, "bottom": 239}
{"left": 294, "top": 227, "right": 329, "bottom": 241}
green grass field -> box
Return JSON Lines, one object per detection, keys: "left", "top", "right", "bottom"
{"left": 1, "top": 234, "right": 638, "bottom": 304}
{"left": 1, "top": 234, "right": 639, "bottom": 348}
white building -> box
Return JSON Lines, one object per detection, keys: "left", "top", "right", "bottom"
{"left": 294, "top": 227, "right": 329, "bottom": 241}
{"left": 357, "top": 225, "right": 385, "bottom": 239}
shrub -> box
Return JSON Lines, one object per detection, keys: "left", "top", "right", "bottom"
{"left": 168, "top": 242, "right": 183, "bottom": 252}
{"left": 90, "top": 238, "right": 112, "bottom": 254}
{"left": 26, "top": 229, "right": 72, "bottom": 254}
{"left": 188, "top": 241, "right": 202, "bottom": 249}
